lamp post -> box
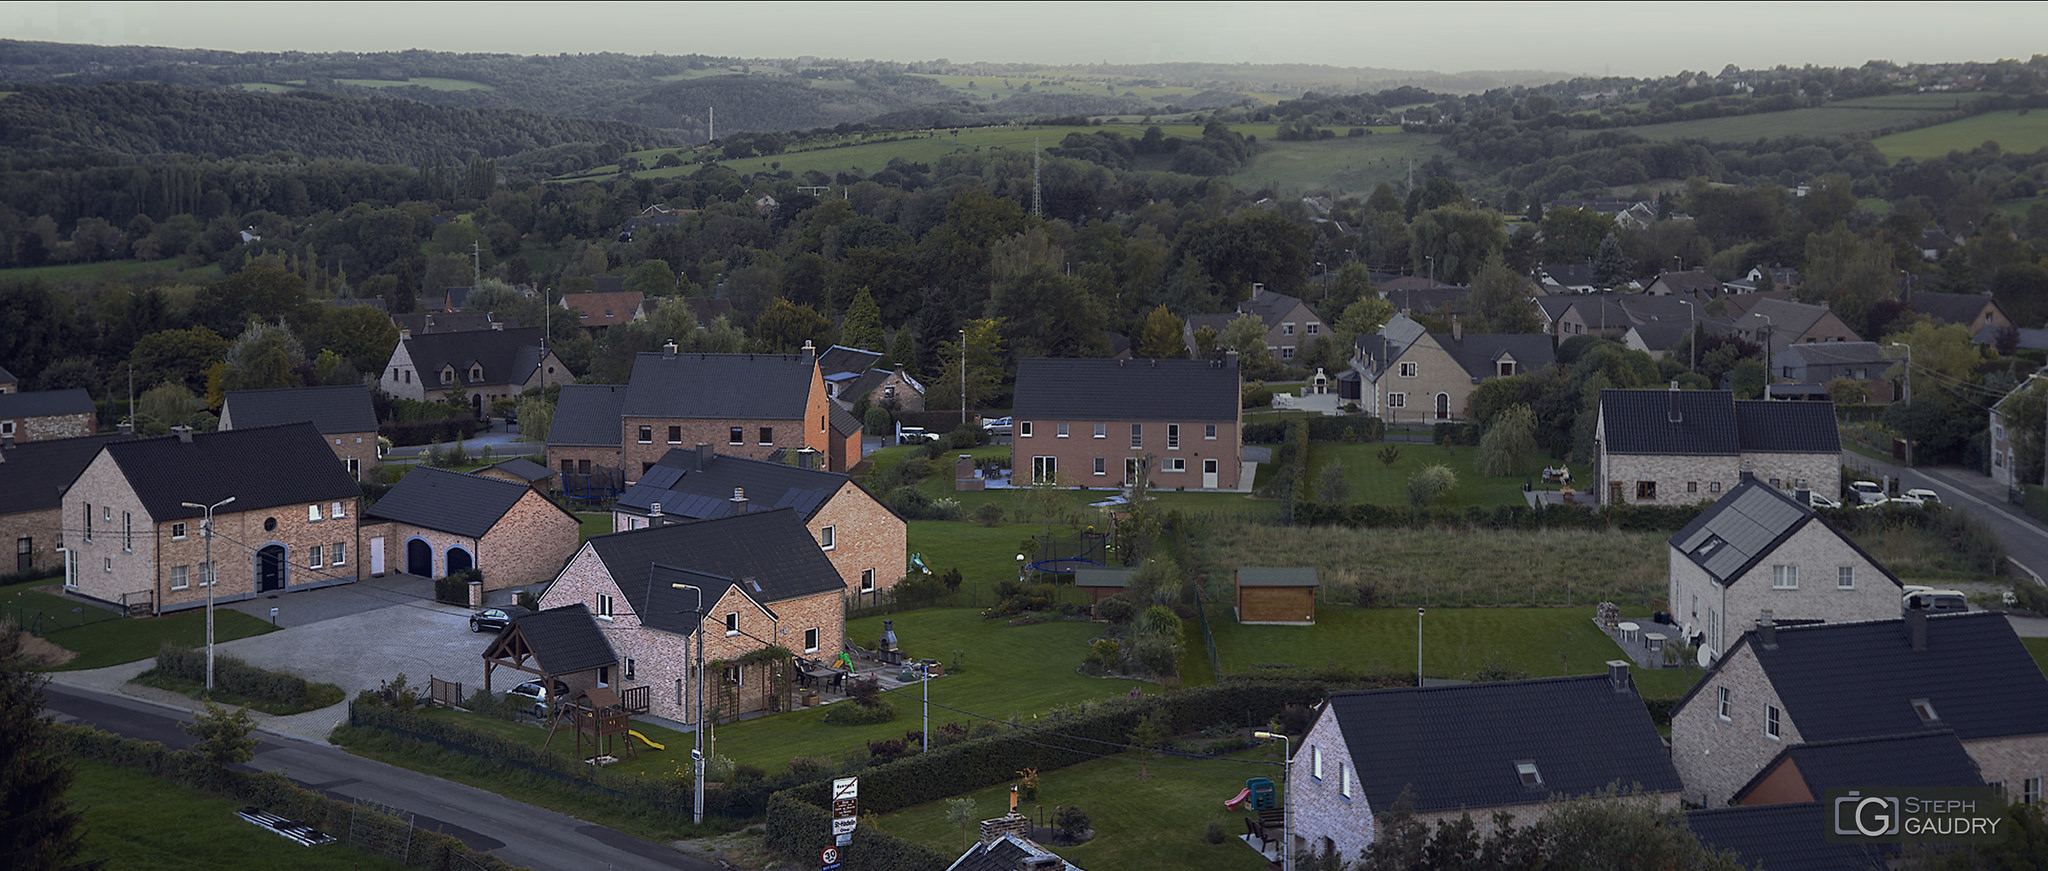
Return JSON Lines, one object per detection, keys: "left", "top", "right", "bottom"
{"left": 1888, "top": 342, "right": 1913, "bottom": 465}
{"left": 1416, "top": 606, "right": 1425, "bottom": 684}
{"left": 670, "top": 582, "right": 706, "bottom": 825}
{"left": 179, "top": 496, "right": 235, "bottom": 692}
{"left": 920, "top": 660, "right": 931, "bottom": 752}
{"left": 1254, "top": 730, "right": 1292, "bottom": 871}
{"left": 958, "top": 327, "right": 967, "bottom": 427}
{"left": 1757, "top": 313, "right": 1773, "bottom": 400}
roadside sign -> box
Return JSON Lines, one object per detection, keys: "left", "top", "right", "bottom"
{"left": 821, "top": 845, "right": 840, "bottom": 870}
{"left": 832, "top": 816, "right": 857, "bottom": 836}
{"left": 836, "top": 832, "right": 852, "bottom": 847}
{"left": 831, "top": 776, "right": 859, "bottom": 837}
{"left": 832, "top": 777, "right": 859, "bottom": 801}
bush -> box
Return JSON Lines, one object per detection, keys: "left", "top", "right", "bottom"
{"left": 824, "top": 701, "right": 900, "bottom": 726}
{"left": 1206, "top": 821, "right": 1228, "bottom": 844}
{"left": 1243, "top": 416, "right": 1385, "bottom": 444}
{"left": 1406, "top": 464, "right": 1457, "bottom": 506}
{"left": 1432, "top": 421, "right": 1480, "bottom": 446}
{"left": 155, "top": 646, "right": 313, "bottom": 708}
{"left": 864, "top": 405, "right": 892, "bottom": 436}
{"left": 1054, "top": 805, "right": 1091, "bottom": 842}
{"left": 435, "top": 568, "right": 482, "bottom": 605}
{"left": 1093, "top": 594, "right": 1136, "bottom": 624}
{"left": 971, "top": 503, "right": 1005, "bottom": 527}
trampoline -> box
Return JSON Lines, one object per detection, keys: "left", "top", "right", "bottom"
{"left": 1030, "top": 557, "right": 1106, "bottom": 574}
{"left": 1029, "top": 530, "right": 1112, "bottom": 575}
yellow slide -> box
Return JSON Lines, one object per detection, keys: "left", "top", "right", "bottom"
{"left": 627, "top": 730, "right": 665, "bottom": 750}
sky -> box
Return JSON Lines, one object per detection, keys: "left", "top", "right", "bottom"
{"left": 4, "top": 1, "right": 2045, "bottom": 80}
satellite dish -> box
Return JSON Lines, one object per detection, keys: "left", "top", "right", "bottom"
{"left": 1697, "top": 646, "right": 1716, "bottom": 668}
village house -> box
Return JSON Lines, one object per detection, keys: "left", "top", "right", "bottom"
{"left": 1182, "top": 285, "right": 1326, "bottom": 363}
{"left": 816, "top": 344, "right": 925, "bottom": 413}
{"left": 1348, "top": 314, "right": 1555, "bottom": 423}
{"left": 0, "top": 388, "right": 98, "bottom": 444}
{"left": 360, "top": 466, "right": 581, "bottom": 591}
{"left": 1731, "top": 298, "right": 1863, "bottom": 357}
{"left": 0, "top": 364, "right": 16, "bottom": 393}
{"left": 61, "top": 422, "right": 362, "bottom": 615}
{"left": 546, "top": 384, "right": 630, "bottom": 492}
{"left": 1010, "top": 357, "right": 1243, "bottom": 490}
{"left": 1666, "top": 478, "right": 1904, "bottom": 656}
{"left": 611, "top": 445, "right": 905, "bottom": 602}
{"left": 1905, "top": 290, "right": 2014, "bottom": 334}
{"left": 1289, "top": 666, "right": 1681, "bottom": 861}
{"left": 535, "top": 509, "right": 846, "bottom": 724}
{"left": 1989, "top": 375, "right": 2046, "bottom": 491}
{"left": 0, "top": 434, "right": 125, "bottom": 575}
{"left": 1594, "top": 388, "right": 1841, "bottom": 507}
{"left": 473, "top": 457, "right": 558, "bottom": 491}
{"left": 559, "top": 290, "right": 646, "bottom": 330}
{"left": 1770, "top": 342, "right": 1898, "bottom": 403}
{"left": 220, "top": 384, "right": 380, "bottom": 480}
{"left": 1669, "top": 611, "right": 2048, "bottom": 808}
{"left": 378, "top": 325, "right": 574, "bottom": 416}
{"left": 389, "top": 310, "right": 511, "bottom": 336}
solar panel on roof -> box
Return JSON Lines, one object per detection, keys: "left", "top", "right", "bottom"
{"left": 639, "top": 466, "right": 684, "bottom": 489}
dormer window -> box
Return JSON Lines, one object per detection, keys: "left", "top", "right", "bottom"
{"left": 469, "top": 364, "right": 483, "bottom": 382}
{"left": 440, "top": 366, "right": 455, "bottom": 385}
{"left": 1499, "top": 360, "right": 1516, "bottom": 377}
{"left": 1912, "top": 698, "right": 1939, "bottom": 723}
{"left": 1515, "top": 761, "right": 1543, "bottom": 789}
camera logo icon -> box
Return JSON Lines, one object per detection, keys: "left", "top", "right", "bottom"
{"left": 1833, "top": 791, "right": 1900, "bottom": 838}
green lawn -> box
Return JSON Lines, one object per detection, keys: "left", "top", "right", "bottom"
{"left": 335, "top": 77, "right": 493, "bottom": 91}
{"left": 69, "top": 759, "right": 411, "bottom": 871}
{"left": 0, "top": 257, "right": 218, "bottom": 284}
{"left": 1232, "top": 130, "right": 1452, "bottom": 199}
{"left": 1874, "top": 109, "right": 2048, "bottom": 160}
{"left": 129, "top": 668, "right": 346, "bottom": 716}
{"left": 872, "top": 746, "right": 1275, "bottom": 871}
{"left": 5, "top": 577, "right": 279, "bottom": 670}
{"left": 2026, "top": 638, "right": 2048, "bottom": 679}
{"left": 1305, "top": 442, "right": 1587, "bottom": 509}
{"left": 578, "top": 511, "right": 613, "bottom": 542}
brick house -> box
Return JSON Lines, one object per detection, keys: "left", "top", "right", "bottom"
{"left": 1594, "top": 388, "right": 1841, "bottom": 506}
{"left": 535, "top": 509, "right": 846, "bottom": 724}
{"left": 378, "top": 325, "right": 574, "bottom": 415}
{"left": 817, "top": 344, "right": 925, "bottom": 413}
{"left": 1349, "top": 314, "right": 1555, "bottom": 423}
{"left": 1669, "top": 611, "right": 2048, "bottom": 808}
{"left": 611, "top": 445, "right": 905, "bottom": 602}
{"left": 1906, "top": 291, "right": 2012, "bottom": 334}
{"left": 559, "top": 290, "right": 646, "bottom": 330}
{"left": 1183, "top": 286, "right": 1326, "bottom": 363}
{"left": 1009, "top": 357, "right": 1242, "bottom": 490}
{"left": 1289, "top": 666, "right": 1681, "bottom": 860}
{"left": 474, "top": 457, "right": 557, "bottom": 490}
{"left": 62, "top": 422, "right": 362, "bottom": 615}
{"left": 360, "top": 466, "right": 580, "bottom": 590}
{"left": 220, "top": 384, "right": 380, "bottom": 480}
{"left": 0, "top": 434, "right": 124, "bottom": 574}
{"left": 0, "top": 388, "right": 98, "bottom": 444}
{"left": 546, "top": 384, "right": 630, "bottom": 490}
{"left": 1667, "top": 478, "right": 1904, "bottom": 656}
{"left": 1732, "top": 298, "right": 1863, "bottom": 358}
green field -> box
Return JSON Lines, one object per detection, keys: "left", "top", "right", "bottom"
{"left": 1231, "top": 130, "right": 1447, "bottom": 198}
{"left": 1303, "top": 442, "right": 1587, "bottom": 509}
{"left": 1874, "top": 110, "right": 2048, "bottom": 160}
{"left": 1620, "top": 103, "right": 1953, "bottom": 143}
{"left": 336, "top": 77, "right": 493, "bottom": 91}
{"left": 2026, "top": 637, "right": 2048, "bottom": 679}
{"left": 70, "top": 759, "right": 411, "bottom": 871}
{"left": 231, "top": 82, "right": 295, "bottom": 93}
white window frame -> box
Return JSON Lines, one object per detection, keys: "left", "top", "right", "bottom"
{"left": 1399, "top": 361, "right": 1418, "bottom": 377}
{"left": 1306, "top": 323, "right": 1319, "bottom": 335}
{"left": 1838, "top": 566, "right": 1854, "bottom": 589}
{"left": 1056, "top": 422, "right": 1069, "bottom": 438}
{"left": 1281, "top": 346, "right": 1295, "bottom": 360}
{"left": 625, "top": 658, "right": 636, "bottom": 681}
{"left": 1766, "top": 704, "right": 1781, "bottom": 740}
{"left": 1311, "top": 744, "right": 1323, "bottom": 780}
{"left": 1130, "top": 424, "right": 1143, "bottom": 449}
{"left": 1093, "top": 457, "right": 1106, "bottom": 476}
{"left": 171, "top": 564, "right": 189, "bottom": 591}
{"left": 309, "top": 545, "right": 324, "bottom": 569}
{"left": 1032, "top": 456, "right": 1057, "bottom": 484}
{"left": 2024, "top": 777, "right": 2041, "bottom": 805}
{"left": 1204, "top": 424, "right": 1217, "bottom": 440}
{"left": 1772, "top": 565, "right": 1797, "bottom": 590}
{"left": 123, "top": 511, "right": 132, "bottom": 552}
{"left": 333, "top": 501, "right": 346, "bottom": 519}
{"left": 596, "top": 593, "right": 614, "bottom": 619}
{"left": 1340, "top": 763, "right": 1353, "bottom": 799}
{"left": 172, "top": 522, "right": 187, "bottom": 541}
{"left": 1282, "top": 323, "right": 1296, "bottom": 336}
{"left": 1717, "top": 686, "right": 1731, "bottom": 721}
{"left": 804, "top": 627, "right": 820, "bottom": 653}
{"left": 861, "top": 569, "right": 876, "bottom": 592}
{"left": 820, "top": 525, "right": 836, "bottom": 550}
{"left": 1163, "top": 458, "right": 1186, "bottom": 473}
{"left": 332, "top": 541, "right": 345, "bottom": 566}
{"left": 308, "top": 504, "right": 322, "bottom": 522}
{"left": 1093, "top": 423, "right": 1106, "bottom": 439}
{"left": 1388, "top": 392, "right": 1406, "bottom": 409}
{"left": 1019, "top": 421, "right": 1033, "bottom": 438}
{"left": 1167, "top": 424, "right": 1180, "bottom": 449}
{"left": 725, "top": 612, "right": 740, "bottom": 636}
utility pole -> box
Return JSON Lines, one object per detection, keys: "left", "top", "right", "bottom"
{"left": 959, "top": 328, "right": 968, "bottom": 426}
{"left": 181, "top": 496, "right": 237, "bottom": 692}
{"left": 671, "top": 583, "right": 706, "bottom": 825}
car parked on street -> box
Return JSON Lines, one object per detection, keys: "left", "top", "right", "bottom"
{"left": 506, "top": 678, "right": 569, "bottom": 720}
{"left": 469, "top": 606, "right": 533, "bottom": 633}
{"left": 897, "top": 426, "right": 941, "bottom": 444}
{"left": 1848, "top": 480, "right": 1886, "bottom": 505}
{"left": 1903, "top": 488, "right": 1940, "bottom": 506}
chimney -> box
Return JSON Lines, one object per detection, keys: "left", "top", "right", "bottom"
{"left": 172, "top": 425, "right": 194, "bottom": 444}
{"left": 1017, "top": 856, "right": 1064, "bottom": 871}
{"left": 1, "top": 433, "right": 12, "bottom": 450}
{"left": 695, "top": 442, "right": 713, "bottom": 471}
{"left": 399, "top": 328, "right": 412, "bottom": 340}
{"left": 1794, "top": 478, "right": 1811, "bottom": 508}
{"left": 118, "top": 420, "right": 134, "bottom": 436}
{"left": 1606, "top": 660, "right": 1633, "bottom": 694}
{"left": 731, "top": 487, "right": 747, "bottom": 511}
{"left": 490, "top": 319, "right": 504, "bottom": 331}
{"left": 977, "top": 811, "right": 1028, "bottom": 846}
{"left": 1451, "top": 315, "right": 1462, "bottom": 341}
{"left": 649, "top": 501, "right": 662, "bottom": 519}
{"left": 1226, "top": 349, "right": 1240, "bottom": 368}
{"left": 1668, "top": 384, "right": 1683, "bottom": 424}
{"left": 663, "top": 339, "right": 678, "bottom": 359}
{"left": 1905, "top": 606, "right": 1929, "bottom": 652}
{"left": 797, "top": 447, "right": 818, "bottom": 470}
{"left": 1757, "top": 610, "right": 1777, "bottom": 649}
{"left": 1739, "top": 460, "right": 1754, "bottom": 481}
{"left": 801, "top": 339, "right": 816, "bottom": 365}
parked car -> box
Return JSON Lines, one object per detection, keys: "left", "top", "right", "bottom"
{"left": 1807, "top": 491, "right": 1841, "bottom": 510}
{"left": 1903, "top": 488, "right": 1940, "bottom": 506}
{"left": 1904, "top": 588, "right": 1968, "bottom": 613}
{"left": 506, "top": 678, "right": 569, "bottom": 719}
{"left": 897, "top": 426, "right": 941, "bottom": 444}
{"left": 469, "top": 605, "right": 532, "bottom": 633}
{"left": 1848, "top": 480, "right": 1886, "bottom": 505}
{"left": 982, "top": 416, "right": 1013, "bottom": 434}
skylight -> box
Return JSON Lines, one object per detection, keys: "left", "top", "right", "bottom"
{"left": 1515, "top": 761, "right": 1543, "bottom": 789}
{"left": 1911, "top": 698, "right": 1939, "bottom": 723}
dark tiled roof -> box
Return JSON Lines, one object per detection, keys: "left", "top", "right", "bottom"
{"left": 1671, "top": 479, "right": 1831, "bottom": 586}
{"left": 1731, "top": 731, "right": 1983, "bottom": 804}
{"left": 1628, "top": 322, "right": 1688, "bottom": 351}
{"left": 1437, "top": 332, "right": 1556, "bottom": 381}
{"left": 1681, "top": 612, "right": 2048, "bottom": 743}
{"left": 1734, "top": 400, "right": 1841, "bottom": 453}
{"left": 615, "top": 449, "right": 849, "bottom": 522}
{"left": 559, "top": 291, "right": 645, "bottom": 328}
{"left": 391, "top": 311, "right": 508, "bottom": 335}
{"left": 946, "top": 834, "right": 1084, "bottom": 871}
{"left": 502, "top": 604, "right": 618, "bottom": 676}
{"left": 103, "top": 422, "right": 360, "bottom": 522}
{"left": 829, "top": 403, "right": 862, "bottom": 437}
{"left": 1240, "top": 289, "right": 1315, "bottom": 326}
{"left": 0, "top": 434, "right": 128, "bottom": 515}
{"left": 1236, "top": 567, "right": 1316, "bottom": 587}
{"left": 1539, "top": 263, "right": 1596, "bottom": 288}
{"left": 817, "top": 345, "right": 883, "bottom": 377}
{"left": 481, "top": 457, "right": 556, "bottom": 483}
{"left": 1687, "top": 804, "right": 1897, "bottom": 871}
{"left": 0, "top": 388, "right": 95, "bottom": 419}
{"left": 621, "top": 352, "right": 815, "bottom": 420}
{"left": 1011, "top": 358, "right": 1239, "bottom": 421}
{"left": 1383, "top": 286, "right": 1470, "bottom": 315}
{"left": 1773, "top": 341, "right": 1889, "bottom": 368}
{"left": 1599, "top": 389, "right": 1740, "bottom": 455}
{"left": 1648, "top": 270, "right": 1722, "bottom": 294}
{"left": 1327, "top": 673, "right": 1681, "bottom": 814}
{"left": 1907, "top": 291, "right": 2002, "bottom": 327}
{"left": 547, "top": 384, "right": 628, "bottom": 447}
{"left": 366, "top": 466, "right": 571, "bottom": 538}
{"left": 0, "top": 364, "right": 17, "bottom": 385}
{"left": 400, "top": 327, "right": 550, "bottom": 387}
{"left": 584, "top": 509, "right": 844, "bottom": 622}
{"left": 222, "top": 385, "right": 377, "bottom": 434}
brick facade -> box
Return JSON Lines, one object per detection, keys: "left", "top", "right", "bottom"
{"left": 2, "top": 507, "right": 62, "bottom": 573}
{"left": 1670, "top": 521, "right": 1902, "bottom": 656}
{"left": 0, "top": 411, "right": 95, "bottom": 444}
{"left": 1013, "top": 418, "right": 1241, "bottom": 490}
{"left": 548, "top": 445, "right": 622, "bottom": 484}
{"left": 622, "top": 417, "right": 810, "bottom": 481}
{"left": 1962, "top": 734, "right": 2048, "bottom": 798}
{"left": 810, "top": 482, "right": 905, "bottom": 602}
{"left": 63, "top": 451, "right": 362, "bottom": 613}
{"left": 323, "top": 430, "right": 380, "bottom": 480}
{"left": 1670, "top": 643, "right": 1798, "bottom": 807}
{"left": 360, "top": 488, "right": 577, "bottom": 591}
{"left": 1290, "top": 704, "right": 1375, "bottom": 861}
{"left": 1598, "top": 446, "right": 1839, "bottom": 507}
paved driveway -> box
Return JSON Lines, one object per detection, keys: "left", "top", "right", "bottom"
{"left": 215, "top": 599, "right": 493, "bottom": 699}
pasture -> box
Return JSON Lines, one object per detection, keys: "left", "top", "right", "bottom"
{"left": 1874, "top": 109, "right": 2048, "bottom": 160}
{"left": 335, "top": 77, "right": 494, "bottom": 91}
{"left": 1619, "top": 94, "right": 1962, "bottom": 143}
{"left": 1232, "top": 130, "right": 1449, "bottom": 198}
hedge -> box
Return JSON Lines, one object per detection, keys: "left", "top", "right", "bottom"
{"left": 1242, "top": 415, "right": 1384, "bottom": 445}
{"left": 381, "top": 415, "right": 479, "bottom": 448}
{"left": 1292, "top": 500, "right": 1708, "bottom": 533}
{"left": 156, "top": 646, "right": 313, "bottom": 708}
{"left": 435, "top": 569, "right": 482, "bottom": 605}
{"left": 51, "top": 723, "right": 519, "bottom": 870}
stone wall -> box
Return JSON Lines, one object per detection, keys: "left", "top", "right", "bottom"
{"left": 1, "top": 412, "right": 96, "bottom": 444}
{"left": 1289, "top": 704, "right": 1375, "bottom": 861}
{"left": 1963, "top": 734, "right": 2048, "bottom": 798}
{"left": 1670, "top": 642, "right": 1800, "bottom": 807}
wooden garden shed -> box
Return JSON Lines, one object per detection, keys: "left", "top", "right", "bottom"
{"left": 1073, "top": 567, "right": 1134, "bottom": 605}
{"left": 1235, "top": 567, "right": 1317, "bottom": 625}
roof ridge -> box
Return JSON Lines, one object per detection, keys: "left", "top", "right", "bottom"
{"left": 1333, "top": 672, "right": 1610, "bottom": 699}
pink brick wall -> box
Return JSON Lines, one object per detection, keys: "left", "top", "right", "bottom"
{"left": 812, "top": 483, "right": 904, "bottom": 601}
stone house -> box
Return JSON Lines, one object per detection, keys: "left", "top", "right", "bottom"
{"left": 378, "top": 325, "right": 574, "bottom": 415}
{"left": 1182, "top": 286, "right": 1326, "bottom": 363}
{"left": 535, "top": 509, "right": 846, "bottom": 724}
{"left": 545, "top": 384, "right": 630, "bottom": 490}
{"left": 0, "top": 434, "right": 124, "bottom": 574}
{"left": 1642, "top": 270, "right": 1723, "bottom": 297}
{"left": 1670, "top": 611, "right": 2048, "bottom": 808}
{"left": 360, "top": 466, "right": 580, "bottom": 591}
{"left": 1732, "top": 298, "right": 1862, "bottom": 358}
{"left": 1770, "top": 342, "right": 1895, "bottom": 402}
{"left": 1290, "top": 666, "right": 1681, "bottom": 860}
{"left": 0, "top": 388, "right": 98, "bottom": 444}
{"left": 1907, "top": 290, "right": 2012, "bottom": 334}
{"left": 558, "top": 290, "right": 646, "bottom": 330}
{"left": 1667, "top": 478, "right": 1904, "bottom": 656}
{"left": 1989, "top": 375, "right": 2046, "bottom": 491}
{"left": 62, "top": 423, "right": 362, "bottom": 615}
{"left": 1348, "top": 314, "right": 1555, "bottom": 423}
{"left": 1010, "top": 357, "right": 1242, "bottom": 491}
{"left": 220, "top": 384, "right": 380, "bottom": 480}
{"left": 817, "top": 344, "right": 925, "bottom": 413}
{"left": 611, "top": 445, "right": 904, "bottom": 602}
{"left": 388, "top": 311, "right": 509, "bottom": 336}
{"left": 1594, "top": 388, "right": 1841, "bottom": 507}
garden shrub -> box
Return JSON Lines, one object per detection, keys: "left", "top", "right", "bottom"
{"left": 155, "top": 646, "right": 314, "bottom": 708}
{"left": 435, "top": 568, "right": 482, "bottom": 605}
{"left": 823, "top": 701, "right": 899, "bottom": 726}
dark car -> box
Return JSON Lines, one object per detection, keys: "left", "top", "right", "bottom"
{"left": 469, "top": 606, "right": 533, "bottom": 633}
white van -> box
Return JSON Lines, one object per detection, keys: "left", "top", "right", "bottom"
{"left": 1903, "top": 588, "right": 1968, "bottom": 613}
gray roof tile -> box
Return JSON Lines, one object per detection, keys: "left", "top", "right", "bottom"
{"left": 1688, "top": 803, "right": 1898, "bottom": 870}
{"left": 399, "top": 327, "right": 551, "bottom": 387}
{"left": 0, "top": 388, "right": 95, "bottom": 419}
{"left": 621, "top": 351, "right": 816, "bottom": 420}
{"left": 103, "top": 422, "right": 360, "bottom": 522}
{"left": 222, "top": 385, "right": 377, "bottom": 434}
{"left": 615, "top": 449, "right": 855, "bottom": 522}
{"left": 547, "top": 384, "right": 628, "bottom": 446}
{"left": 1734, "top": 400, "right": 1841, "bottom": 453}
{"left": 1599, "top": 389, "right": 1740, "bottom": 455}
{"left": 1731, "top": 731, "right": 1983, "bottom": 803}
{"left": 1011, "top": 358, "right": 1239, "bottom": 421}
{"left": 500, "top": 604, "right": 618, "bottom": 676}
{"left": 366, "top": 466, "right": 571, "bottom": 538}
{"left": 0, "top": 434, "right": 128, "bottom": 515}
{"left": 583, "top": 509, "right": 844, "bottom": 633}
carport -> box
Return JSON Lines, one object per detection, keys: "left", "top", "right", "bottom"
{"left": 480, "top": 603, "right": 626, "bottom": 703}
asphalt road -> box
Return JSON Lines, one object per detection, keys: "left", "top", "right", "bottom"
{"left": 43, "top": 684, "right": 717, "bottom": 871}
{"left": 1842, "top": 455, "right": 2048, "bottom": 585}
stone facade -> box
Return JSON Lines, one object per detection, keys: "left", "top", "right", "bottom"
{"left": 63, "top": 451, "right": 361, "bottom": 613}
{"left": 1670, "top": 642, "right": 1798, "bottom": 807}
{"left": 1962, "top": 734, "right": 2048, "bottom": 799}
{"left": 1290, "top": 704, "right": 1375, "bottom": 861}
{"left": 317, "top": 430, "right": 380, "bottom": 480}
{"left": 1670, "top": 521, "right": 1902, "bottom": 656}
{"left": 537, "top": 545, "right": 845, "bottom": 723}
{"left": 810, "top": 482, "right": 905, "bottom": 602}
{"left": 2, "top": 507, "right": 62, "bottom": 573}
{"left": 1597, "top": 440, "right": 1839, "bottom": 507}
{"left": 1013, "top": 417, "right": 1241, "bottom": 490}
{"left": 359, "top": 488, "right": 577, "bottom": 591}
{"left": 548, "top": 445, "right": 622, "bottom": 484}
{"left": 0, "top": 411, "right": 96, "bottom": 444}
{"left": 623, "top": 417, "right": 810, "bottom": 480}
{"left": 863, "top": 369, "right": 925, "bottom": 413}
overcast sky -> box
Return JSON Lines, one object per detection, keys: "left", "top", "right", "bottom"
{"left": 6, "top": 2, "right": 2044, "bottom": 79}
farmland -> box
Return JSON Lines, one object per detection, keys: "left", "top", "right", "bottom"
{"left": 335, "top": 76, "right": 495, "bottom": 91}
{"left": 1874, "top": 109, "right": 2048, "bottom": 160}
{"left": 1621, "top": 105, "right": 1953, "bottom": 143}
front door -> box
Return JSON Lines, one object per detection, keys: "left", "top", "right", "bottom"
{"left": 257, "top": 545, "right": 287, "bottom": 592}
{"left": 1434, "top": 393, "right": 1449, "bottom": 420}
{"left": 1124, "top": 457, "right": 1143, "bottom": 486}
{"left": 1203, "top": 459, "right": 1219, "bottom": 489}
{"left": 370, "top": 536, "right": 385, "bottom": 576}
{"left": 407, "top": 538, "right": 433, "bottom": 576}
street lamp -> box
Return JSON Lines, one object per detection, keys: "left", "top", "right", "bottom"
{"left": 919, "top": 660, "right": 932, "bottom": 752}
{"left": 1416, "top": 606, "right": 1425, "bottom": 684}
{"left": 670, "top": 582, "right": 706, "bottom": 825}
{"left": 1756, "top": 314, "right": 1774, "bottom": 400}
{"left": 958, "top": 327, "right": 967, "bottom": 427}
{"left": 1254, "top": 730, "right": 1293, "bottom": 871}
{"left": 179, "top": 496, "right": 236, "bottom": 692}
{"left": 1888, "top": 342, "right": 1913, "bottom": 465}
